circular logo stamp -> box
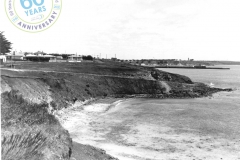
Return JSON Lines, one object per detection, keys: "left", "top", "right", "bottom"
{"left": 5, "top": 0, "right": 62, "bottom": 33}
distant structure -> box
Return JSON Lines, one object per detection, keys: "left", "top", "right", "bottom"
{"left": 6, "top": 55, "right": 23, "bottom": 61}
{"left": 138, "top": 59, "right": 179, "bottom": 66}
{"left": 5, "top": 50, "right": 24, "bottom": 62}
{"left": 0, "top": 55, "right": 7, "bottom": 65}
{"left": 67, "top": 55, "right": 82, "bottom": 62}
{"left": 44, "top": 55, "right": 57, "bottom": 62}
{"left": 25, "top": 55, "right": 50, "bottom": 62}
{"left": 188, "top": 58, "right": 194, "bottom": 61}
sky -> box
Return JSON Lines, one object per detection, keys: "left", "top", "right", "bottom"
{"left": 1, "top": 0, "right": 240, "bottom": 61}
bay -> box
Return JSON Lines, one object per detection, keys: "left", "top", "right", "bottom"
{"left": 60, "top": 65, "right": 240, "bottom": 160}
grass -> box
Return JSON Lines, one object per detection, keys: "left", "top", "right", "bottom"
{"left": 1, "top": 130, "right": 47, "bottom": 160}
{"left": 1, "top": 90, "right": 58, "bottom": 127}
{"left": 1, "top": 90, "right": 72, "bottom": 160}
{"left": 2, "top": 61, "right": 146, "bottom": 76}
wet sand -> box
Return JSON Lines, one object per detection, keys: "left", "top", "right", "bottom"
{"left": 58, "top": 91, "right": 240, "bottom": 160}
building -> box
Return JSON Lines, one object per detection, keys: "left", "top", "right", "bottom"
{"left": 25, "top": 55, "right": 50, "bottom": 62}
{"left": 67, "top": 55, "right": 82, "bottom": 62}
{"left": 6, "top": 55, "right": 24, "bottom": 61}
{"left": 0, "top": 55, "right": 7, "bottom": 65}
{"left": 33, "top": 51, "right": 47, "bottom": 56}
{"left": 44, "top": 55, "right": 57, "bottom": 62}
{"left": 56, "top": 56, "right": 63, "bottom": 60}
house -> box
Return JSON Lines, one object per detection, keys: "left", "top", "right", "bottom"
{"left": 67, "top": 55, "right": 82, "bottom": 62}
{"left": 6, "top": 55, "right": 24, "bottom": 61}
{"left": 44, "top": 55, "right": 57, "bottom": 62}
{"left": 0, "top": 55, "right": 7, "bottom": 65}
{"left": 33, "top": 51, "right": 46, "bottom": 56}
{"left": 25, "top": 55, "right": 50, "bottom": 62}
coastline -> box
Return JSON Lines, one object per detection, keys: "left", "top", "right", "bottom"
{"left": 1, "top": 62, "right": 237, "bottom": 159}
{"left": 57, "top": 98, "right": 126, "bottom": 160}
{"left": 59, "top": 90, "right": 240, "bottom": 160}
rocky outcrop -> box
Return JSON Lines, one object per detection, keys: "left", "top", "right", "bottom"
{"left": 150, "top": 69, "right": 193, "bottom": 84}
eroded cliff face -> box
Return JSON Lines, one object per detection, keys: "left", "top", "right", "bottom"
{"left": 0, "top": 69, "right": 228, "bottom": 111}
{"left": 0, "top": 65, "right": 231, "bottom": 160}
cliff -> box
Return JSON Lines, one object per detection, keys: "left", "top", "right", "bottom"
{"left": 0, "top": 61, "right": 231, "bottom": 160}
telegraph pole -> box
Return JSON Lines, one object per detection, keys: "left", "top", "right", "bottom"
{"left": 0, "top": 34, "right": 2, "bottom": 55}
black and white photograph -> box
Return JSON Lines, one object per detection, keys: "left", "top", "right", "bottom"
{"left": 1, "top": 0, "right": 240, "bottom": 159}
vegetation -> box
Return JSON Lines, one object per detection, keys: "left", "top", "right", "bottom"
{"left": 82, "top": 55, "right": 93, "bottom": 60}
{"left": 2, "top": 131, "right": 47, "bottom": 160}
{"left": 1, "top": 90, "right": 72, "bottom": 160}
{"left": 1, "top": 90, "right": 58, "bottom": 127}
{"left": 0, "top": 32, "right": 12, "bottom": 54}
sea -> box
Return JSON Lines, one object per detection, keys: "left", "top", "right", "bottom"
{"left": 61, "top": 65, "right": 240, "bottom": 160}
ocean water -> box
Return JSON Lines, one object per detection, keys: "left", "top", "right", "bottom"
{"left": 61, "top": 65, "right": 240, "bottom": 160}
{"left": 159, "top": 65, "right": 240, "bottom": 89}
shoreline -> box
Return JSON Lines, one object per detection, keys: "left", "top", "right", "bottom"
{"left": 56, "top": 87, "right": 236, "bottom": 127}
{"left": 58, "top": 91, "right": 240, "bottom": 160}
{"left": 1, "top": 62, "right": 237, "bottom": 160}
{"left": 59, "top": 88, "right": 236, "bottom": 160}
{"left": 56, "top": 97, "right": 127, "bottom": 160}
{"left": 56, "top": 86, "right": 234, "bottom": 119}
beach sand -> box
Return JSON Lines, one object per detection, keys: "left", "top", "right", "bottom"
{"left": 58, "top": 91, "right": 240, "bottom": 160}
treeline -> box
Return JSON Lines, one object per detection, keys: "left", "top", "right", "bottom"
{"left": 0, "top": 31, "right": 12, "bottom": 54}
{"left": 82, "top": 55, "right": 93, "bottom": 60}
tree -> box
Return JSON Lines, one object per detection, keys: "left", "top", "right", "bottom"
{"left": 62, "top": 54, "right": 70, "bottom": 59}
{"left": 82, "top": 55, "right": 93, "bottom": 60}
{"left": 0, "top": 32, "right": 12, "bottom": 54}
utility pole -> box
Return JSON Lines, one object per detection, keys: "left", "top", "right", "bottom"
{"left": 14, "top": 49, "right": 16, "bottom": 64}
{"left": 0, "top": 34, "right": 2, "bottom": 55}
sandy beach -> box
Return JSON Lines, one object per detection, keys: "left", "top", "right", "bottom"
{"left": 58, "top": 90, "right": 240, "bottom": 160}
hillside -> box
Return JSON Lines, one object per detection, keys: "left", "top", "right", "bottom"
{"left": 1, "top": 61, "right": 232, "bottom": 160}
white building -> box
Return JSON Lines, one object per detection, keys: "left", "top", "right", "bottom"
{"left": 0, "top": 55, "right": 7, "bottom": 64}
{"left": 67, "top": 55, "right": 82, "bottom": 62}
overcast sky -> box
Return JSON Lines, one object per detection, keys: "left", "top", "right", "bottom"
{"left": 1, "top": 0, "right": 240, "bottom": 60}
